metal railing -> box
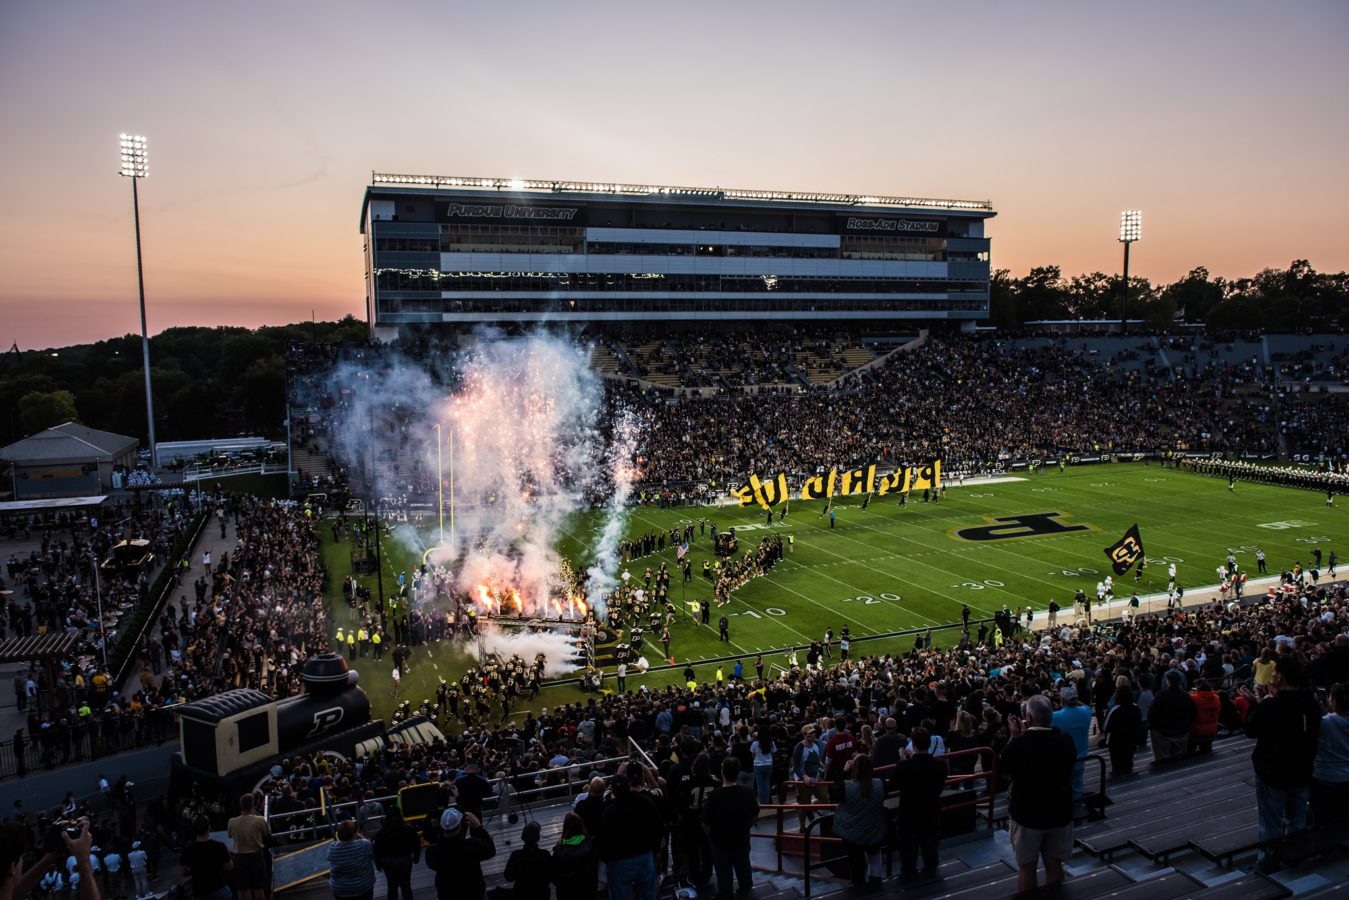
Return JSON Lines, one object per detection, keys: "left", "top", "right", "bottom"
{"left": 746, "top": 746, "right": 998, "bottom": 895}
{"left": 0, "top": 710, "right": 178, "bottom": 782}
{"left": 264, "top": 750, "right": 636, "bottom": 842}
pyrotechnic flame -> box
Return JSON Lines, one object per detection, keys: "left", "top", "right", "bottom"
{"left": 510, "top": 589, "right": 523, "bottom": 614}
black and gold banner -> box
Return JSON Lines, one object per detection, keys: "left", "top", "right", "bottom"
{"left": 732, "top": 461, "right": 942, "bottom": 509}
{"left": 1104, "top": 523, "right": 1145, "bottom": 575}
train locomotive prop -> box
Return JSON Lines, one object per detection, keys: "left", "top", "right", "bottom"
{"left": 170, "top": 653, "right": 442, "bottom": 811}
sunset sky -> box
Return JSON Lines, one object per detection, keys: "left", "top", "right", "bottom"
{"left": 1, "top": 0, "right": 1346, "bottom": 349}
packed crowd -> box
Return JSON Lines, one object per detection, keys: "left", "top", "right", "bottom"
{"left": 143, "top": 498, "right": 329, "bottom": 703}
{"left": 607, "top": 329, "right": 866, "bottom": 390}
{"left": 612, "top": 336, "right": 1290, "bottom": 490}
{"left": 284, "top": 333, "right": 1347, "bottom": 509}
{"left": 2, "top": 501, "right": 198, "bottom": 774}
{"left": 217, "top": 575, "right": 1349, "bottom": 900}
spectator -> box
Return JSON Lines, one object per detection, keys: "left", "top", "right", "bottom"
{"left": 1245, "top": 656, "right": 1323, "bottom": 874}
{"left": 179, "top": 815, "right": 233, "bottom": 900}
{"left": 702, "top": 756, "right": 758, "bottom": 899}
{"left": 596, "top": 767, "right": 662, "bottom": 900}
{"left": 551, "top": 812, "right": 598, "bottom": 900}
{"left": 1099, "top": 685, "right": 1143, "bottom": 777}
{"left": 572, "top": 777, "right": 607, "bottom": 841}
{"left": 227, "top": 793, "right": 271, "bottom": 900}
{"left": 1000, "top": 695, "right": 1079, "bottom": 894}
{"left": 453, "top": 762, "right": 492, "bottom": 821}
{"left": 829, "top": 753, "right": 887, "bottom": 887}
{"left": 749, "top": 729, "right": 776, "bottom": 804}
{"left": 890, "top": 726, "right": 948, "bottom": 882}
{"left": 128, "top": 841, "right": 150, "bottom": 900}
{"left": 791, "top": 725, "right": 827, "bottom": 831}
{"left": 371, "top": 806, "right": 420, "bottom": 900}
{"left": 1188, "top": 679, "right": 1221, "bottom": 756}
{"left": 823, "top": 716, "right": 856, "bottom": 782}
{"left": 1148, "top": 671, "right": 1196, "bottom": 763}
{"left": 0, "top": 818, "right": 90, "bottom": 900}
{"left": 1312, "top": 682, "right": 1349, "bottom": 826}
{"left": 871, "top": 717, "right": 903, "bottom": 769}
{"left": 1052, "top": 686, "right": 1092, "bottom": 799}
{"left": 356, "top": 791, "right": 385, "bottom": 838}
{"left": 503, "top": 821, "right": 552, "bottom": 900}
{"left": 425, "top": 808, "right": 496, "bottom": 900}
{"left": 327, "top": 819, "right": 376, "bottom": 900}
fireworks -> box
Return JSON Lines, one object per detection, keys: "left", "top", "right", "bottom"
{"left": 324, "top": 331, "right": 638, "bottom": 622}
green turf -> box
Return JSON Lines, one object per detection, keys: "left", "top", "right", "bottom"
{"left": 321, "top": 463, "right": 1342, "bottom": 722}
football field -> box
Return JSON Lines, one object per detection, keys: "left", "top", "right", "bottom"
{"left": 322, "top": 463, "right": 1342, "bottom": 719}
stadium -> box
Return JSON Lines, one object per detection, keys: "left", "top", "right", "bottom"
{"left": 2, "top": 176, "right": 1347, "bottom": 900}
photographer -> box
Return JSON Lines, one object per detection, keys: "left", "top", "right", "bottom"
{"left": 0, "top": 818, "right": 102, "bottom": 900}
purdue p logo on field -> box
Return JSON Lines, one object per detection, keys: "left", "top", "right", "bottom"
{"left": 953, "top": 512, "right": 1092, "bottom": 542}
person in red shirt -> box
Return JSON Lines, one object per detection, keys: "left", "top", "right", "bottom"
{"left": 824, "top": 717, "right": 857, "bottom": 781}
{"left": 1188, "top": 679, "right": 1222, "bottom": 756}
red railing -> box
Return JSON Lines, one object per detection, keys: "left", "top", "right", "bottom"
{"left": 748, "top": 746, "right": 998, "bottom": 885}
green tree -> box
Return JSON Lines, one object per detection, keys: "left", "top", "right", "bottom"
{"left": 1013, "top": 266, "right": 1070, "bottom": 322}
{"left": 988, "top": 269, "right": 1019, "bottom": 330}
{"left": 1160, "top": 267, "right": 1224, "bottom": 323}
{"left": 1065, "top": 272, "right": 1116, "bottom": 320}
{"left": 17, "top": 389, "right": 78, "bottom": 434}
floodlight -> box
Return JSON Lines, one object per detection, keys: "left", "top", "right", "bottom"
{"left": 120, "top": 133, "right": 148, "bottom": 178}
{"left": 1119, "top": 210, "right": 1141, "bottom": 243}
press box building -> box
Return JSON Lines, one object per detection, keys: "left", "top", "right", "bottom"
{"left": 359, "top": 175, "right": 995, "bottom": 341}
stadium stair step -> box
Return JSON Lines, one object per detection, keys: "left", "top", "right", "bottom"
{"left": 1204, "top": 872, "right": 1293, "bottom": 899}
{"left": 1267, "top": 822, "right": 1349, "bottom": 869}
{"left": 1076, "top": 792, "right": 1238, "bottom": 859}
{"left": 888, "top": 858, "right": 1016, "bottom": 897}
{"left": 1187, "top": 822, "right": 1263, "bottom": 869}
{"left": 1129, "top": 804, "right": 1258, "bottom": 864}
{"left": 1068, "top": 868, "right": 1208, "bottom": 900}
{"left": 1298, "top": 881, "right": 1349, "bottom": 897}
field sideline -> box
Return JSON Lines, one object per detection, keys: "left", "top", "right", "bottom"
{"left": 321, "top": 463, "right": 1341, "bottom": 720}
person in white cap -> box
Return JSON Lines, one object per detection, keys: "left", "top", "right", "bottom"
{"left": 425, "top": 807, "right": 495, "bottom": 900}
{"left": 128, "top": 841, "right": 150, "bottom": 899}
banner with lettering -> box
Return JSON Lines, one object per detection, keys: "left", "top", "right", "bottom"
{"left": 732, "top": 461, "right": 942, "bottom": 509}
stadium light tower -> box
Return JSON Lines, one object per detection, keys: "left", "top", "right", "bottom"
{"left": 1119, "top": 210, "right": 1141, "bottom": 334}
{"left": 120, "top": 134, "right": 158, "bottom": 467}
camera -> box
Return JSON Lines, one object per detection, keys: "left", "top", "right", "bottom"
{"left": 43, "top": 820, "right": 83, "bottom": 854}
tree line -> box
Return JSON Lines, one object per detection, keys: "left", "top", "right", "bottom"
{"left": 0, "top": 316, "right": 368, "bottom": 449}
{"left": 2, "top": 259, "right": 1345, "bottom": 450}
{"left": 988, "top": 259, "right": 1348, "bottom": 332}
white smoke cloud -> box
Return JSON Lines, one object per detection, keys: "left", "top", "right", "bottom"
{"left": 586, "top": 408, "right": 639, "bottom": 608}
{"left": 473, "top": 623, "right": 586, "bottom": 678}
{"left": 316, "top": 331, "right": 632, "bottom": 621}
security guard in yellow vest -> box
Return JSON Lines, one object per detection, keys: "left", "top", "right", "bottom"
{"left": 345, "top": 629, "right": 356, "bottom": 661}
{"left": 357, "top": 627, "right": 369, "bottom": 658}
{"left": 371, "top": 629, "right": 383, "bottom": 660}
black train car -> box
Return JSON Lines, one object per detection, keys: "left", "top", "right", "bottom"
{"left": 170, "top": 653, "right": 440, "bottom": 814}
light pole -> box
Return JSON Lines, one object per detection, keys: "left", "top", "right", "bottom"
{"left": 1119, "top": 210, "right": 1141, "bottom": 334}
{"left": 89, "top": 553, "right": 107, "bottom": 668}
{"left": 120, "top": 134, "right": 158, "bottom": 467}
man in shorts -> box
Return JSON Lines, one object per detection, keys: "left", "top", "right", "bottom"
{"left": 227, "top": 793, "right": 271, "bottom": 900}
{"left": 1000, "top": 695, "right": 1078, "bottom": 893}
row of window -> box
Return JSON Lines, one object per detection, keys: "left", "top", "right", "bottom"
{"left": 377, "top": 296, "right": 986, "bottom": 314}
{"left": 374, "top": 271, "right": 985, "bottom": 294}
{"left": 373, "top": 227, "right": 984, "bottom": 263}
